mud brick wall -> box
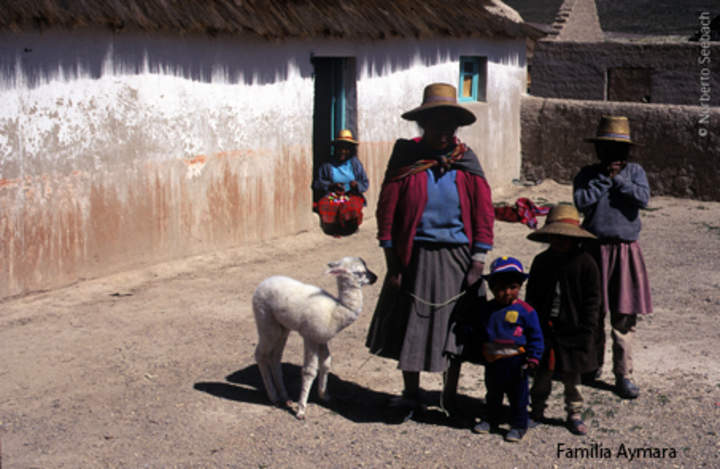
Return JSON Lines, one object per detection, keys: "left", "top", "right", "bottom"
{"left": 521, "top": 96, "right": 720, "bottom": 201}
{"left": 529, "top": 41, "right": 720, "bottom": 106}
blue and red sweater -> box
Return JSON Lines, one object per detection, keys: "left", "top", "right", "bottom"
{"left": 483, "top": 299, "right": 544, "bottom": 364}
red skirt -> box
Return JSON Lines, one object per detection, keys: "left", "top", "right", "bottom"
{"left": 315, "top": 192, "right": 365, "bottom": 236}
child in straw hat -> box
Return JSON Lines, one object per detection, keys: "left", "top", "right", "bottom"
{"left": 525, "top": 204, "right": 601, "bottom": 436}
{"left": 573, "top": 115, "right": 652, "bottom": 400}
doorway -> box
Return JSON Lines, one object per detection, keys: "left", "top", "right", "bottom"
{"left": 311, "top": 57, "right": 357, "bottom": 204}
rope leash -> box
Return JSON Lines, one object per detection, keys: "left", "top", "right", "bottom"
{"left": 406, "top": 289, "right": 467, "bottom": 307}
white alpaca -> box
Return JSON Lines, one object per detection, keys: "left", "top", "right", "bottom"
{"left": 252, "top": 256, "right": 377, "bottom": 419}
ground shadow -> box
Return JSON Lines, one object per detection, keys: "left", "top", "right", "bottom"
{"left": 581, "top": 378, "right": 617, "bottom": 393}
{"left": 194, "top": 363, "right": 433, "bottom": 424}
{"left": 194, "top": 365, "right": 611, "bottom": 433}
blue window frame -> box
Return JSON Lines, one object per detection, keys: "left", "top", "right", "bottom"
{"left": 458, "top": 56, "right": 487, "bottom": 102}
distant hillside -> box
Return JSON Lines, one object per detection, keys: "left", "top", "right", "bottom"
{"left": 504, "top": 0, "right": 718, "bottom": 37}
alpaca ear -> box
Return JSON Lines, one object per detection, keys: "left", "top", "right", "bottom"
{"left": 325, "top": 267, "right": 347, "bottom": 276}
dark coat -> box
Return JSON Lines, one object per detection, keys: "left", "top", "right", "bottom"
{"left": 525, "top": 248, "right": 601, "bottom": 374}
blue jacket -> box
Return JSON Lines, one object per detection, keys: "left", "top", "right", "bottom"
{"left": 483, "top": 299, "right": 544, "bottom": 364}
{"left": 573, "top": 162, "right": 650, "bottom": 241}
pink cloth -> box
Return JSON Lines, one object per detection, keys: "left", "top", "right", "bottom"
{"left": 494, "top": 197, "right": 551, "bottom": 229}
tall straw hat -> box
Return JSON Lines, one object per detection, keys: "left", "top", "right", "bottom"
{"left": 401, "top": 83, "right": 476, "bottom": 126}
{"left": 332, "top": 129, "right": 358, "bottom": 145}
{"left": 527, "top": 204, "right": 597, "bottom": 243}
{"left": 584, "top": 115, "right": 635, "bottom": 144}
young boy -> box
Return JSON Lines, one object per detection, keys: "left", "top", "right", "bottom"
{"left": 525, "top": 204, "right": 602, "bottom": 435}
{"left": 472, "top": 256, "right": 543, "bottom": 442}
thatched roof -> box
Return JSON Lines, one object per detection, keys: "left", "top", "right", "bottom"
{"left": 0, "top": 0, "right": 544, "bottom": 40}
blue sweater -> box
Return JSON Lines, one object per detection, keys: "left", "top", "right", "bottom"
{"left": 313, "top": 156, "right": 369, "bottom": 195}
{"left": 483, "top": 299, "right": 544, "bottom": 363}
{"left": 414, "top": 169, "right": 469, "bottom": 245}
{"left": 573, "top": 162, "right": 650, "bottom": 241}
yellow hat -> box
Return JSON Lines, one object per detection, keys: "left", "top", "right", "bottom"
{"left": 332, "top": 129, "right": 358, "bottom": 145}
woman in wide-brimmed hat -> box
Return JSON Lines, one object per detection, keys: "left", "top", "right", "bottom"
{"left": 525, "top": 203, "right": 601, "bottom": 436}
{"left": 312, "top": 129, "right": 369, "bottom": 236}
{"left": 573, "top": 115, "right": 652, "bottom": 400}
{"left": 365, "top": 83, "right": 494, "bottom": 415}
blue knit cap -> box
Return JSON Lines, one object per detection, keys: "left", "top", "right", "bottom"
{"left": 485, "top": 256, "right": 529, "bottom": 280}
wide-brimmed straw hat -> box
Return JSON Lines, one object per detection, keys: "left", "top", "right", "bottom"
{"left": 332, "top": 129, "right": 358, "bottom": 145}
{"left": 527, "top": 204, "right": 597, "bottom": 243}
{"left": 401, "top": 83, "right": 476, "bottom": 127}
{"left": 584, "top": 115, "right": 635, "bottom": 144}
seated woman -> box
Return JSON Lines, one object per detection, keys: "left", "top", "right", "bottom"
{"left": 313, "top": 129, "right": 369, "bottom": 236}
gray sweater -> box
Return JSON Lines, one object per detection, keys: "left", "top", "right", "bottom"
{"left": 573, "top": 162, "right": 650, "bottom": 241}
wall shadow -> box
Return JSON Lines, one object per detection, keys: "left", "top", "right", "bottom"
{"left": 1, "top": 31, "right": 524, "bottom": 89}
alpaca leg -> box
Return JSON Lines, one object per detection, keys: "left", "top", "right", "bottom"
{"left": 254, "top": 312, "right": 288, "bottom": 405}
{"left": 269, "top": 329, "right": 291, "bottom": 404}
{"left": 255, "top": 339, "right": 280, "bottom": 404}
{"left": 296, "top": 341, "right": 319, "bottom": 419}
{"left": 316, "top": 343, "right": 332, "bottom": 402}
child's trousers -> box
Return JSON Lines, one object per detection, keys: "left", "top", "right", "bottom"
{"left": 530, "top": 368, "right": 583, "bottom": 417}
{"left": 484, "top": 354, "right": 528, "bottom": 430}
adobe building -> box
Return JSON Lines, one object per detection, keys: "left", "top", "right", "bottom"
{"left": 520, "top": 0, "right": 720, "bottom": 201}
{"left": 0, "top": 0, "right": 542, "bottom": 299}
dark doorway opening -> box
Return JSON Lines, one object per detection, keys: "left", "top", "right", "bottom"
{"left": 311, "top": 57, "right": 357, "bottom": 206}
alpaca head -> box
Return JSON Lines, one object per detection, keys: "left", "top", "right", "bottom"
{"left": 326, "top": 257, "right": 377, "bottom": 288}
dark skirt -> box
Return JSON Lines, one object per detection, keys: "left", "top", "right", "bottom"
{"left": 365, "top": 243, "right": 470, "bottom": 372}
{"left": 443, "top": 284, "right": 488, "bottom": 365}
{"left": 597, "top": 241, "right": 653, "bottom": 315}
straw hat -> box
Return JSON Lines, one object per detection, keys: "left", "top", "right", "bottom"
{"left": 527, "top": 204, "right": 597, "bottom": 243}
{"left": 332, "top": 129, "right": 358, "bottom": 145}
{"left": 584, "top": 115, "right": 635, "bottom": 144}
{"left": 401, "top": 83, "right": 476, "bottom": 126}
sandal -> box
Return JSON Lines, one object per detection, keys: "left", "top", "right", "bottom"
{"left": 567, "top": 416, "right": 587, "bottom": 436}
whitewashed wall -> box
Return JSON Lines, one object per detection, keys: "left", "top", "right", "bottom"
{"left": 0, "top": 29, "right": 527, "bottom": 298}
{"left": 349, "top": 38, "right": 527, "bottom": 201}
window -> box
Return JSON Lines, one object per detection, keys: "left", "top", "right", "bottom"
{"left": 607, "top": 67, "right": 652, "bottom": 103}
{"left": 458, "top": 56, "right": 487, "bottom": 102}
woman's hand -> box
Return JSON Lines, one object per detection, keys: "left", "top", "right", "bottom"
{"left": 383, "top": 248, "right": 403, "bottom": 289}
{"left": 386, "top": 271, "right": 403, "bottom": 290}
{"left": 332, "top": 183, "right": 345, "bottom": 193}
{"left": 464, "top": 260, "right": 485, "bottom": 290}
{"left": 349, "top": 180, "right": 359, "bottom": 192}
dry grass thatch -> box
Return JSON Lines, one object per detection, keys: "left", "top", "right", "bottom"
{"left": 0, "top": 0, "right": 544, "bottom": 40}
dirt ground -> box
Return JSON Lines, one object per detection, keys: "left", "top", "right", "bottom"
{"left": 1, "top": 180, "right": 719, "bottom": 469}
